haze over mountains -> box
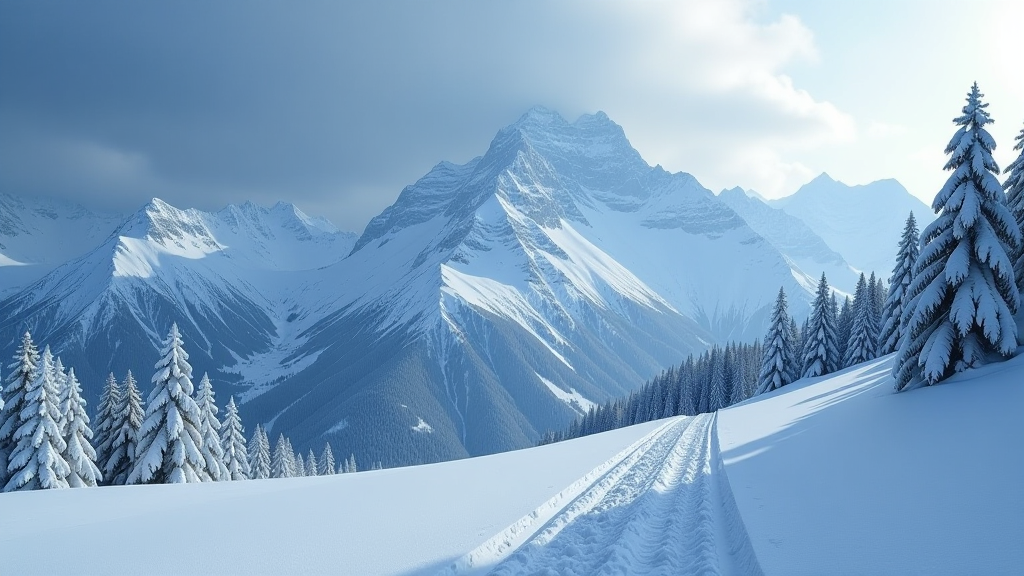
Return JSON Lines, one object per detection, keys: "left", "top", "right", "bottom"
{"left": 0, "top": 108, "right": 932, "bottom": 466}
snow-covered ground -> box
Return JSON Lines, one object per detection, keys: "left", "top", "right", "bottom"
{"left": 719, "top": 353, "right": 1024, "bottom": 576}
{"left": 1, "top": 354, "right": 1021, "bottom": 575}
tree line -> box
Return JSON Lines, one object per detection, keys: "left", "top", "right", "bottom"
{"left": 547, "top": 82, "right": 1024, "bottom": 442}
{"left": 0, "top": 324, "right": 362, "bottom": 492}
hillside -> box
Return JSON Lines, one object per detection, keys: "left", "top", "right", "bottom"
{"left": 1, "top": 352, "right": 1019, "bottom": 575}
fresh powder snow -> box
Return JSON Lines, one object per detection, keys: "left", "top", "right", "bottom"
{"left": 1, "top": 351, "right": 1018, "bottom": 574}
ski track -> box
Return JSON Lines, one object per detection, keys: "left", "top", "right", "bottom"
{"left": 439, "top": 414, "right": 762, "bottom": 576}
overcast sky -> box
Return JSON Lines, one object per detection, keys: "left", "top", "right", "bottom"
{"left": 2, "top": 0, "right": 1022, "bottom": 233}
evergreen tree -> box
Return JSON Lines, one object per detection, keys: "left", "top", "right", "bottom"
{"left": 802, "top": 273, "right": 840, "bottom": 378}
{"left": 5, "top": 347, "right": 70, "bottom": 491}
{"left": 346, "top": 454, "right": 358, "bottom": 474}
{"left": 107, "top": 370, "right": 144, "bottom": 485}
{"left": 319, "top": 443, "right": 336, "bottom": 476}
{"left": 836, "top": 296, "right": 854, "bottom": 361}
{"left": 869, "top": 272, "right": 886, "bottom": 327}
{"left": 92, "top": 373, "right": 120, "bottom": 483}
{"left": 272, "top": 434, "right": 295, "bottom": 478}
{"left": 1, "top": 331, "right": 40, "bottom": 487}
{"left": 880, "top": 213, "right": 921, "bottom": 354}
{"left": 286, "top": 438, "right": 301, "bottom": 476}
{"left": 51, "top": 356, "right": 69, "bottom": 432}
{"left": 844, "top": 274, "right": 879, "bottom": 367}
{"left": 787, "top": 317, "right": 803, "bottom": 384}
{"left": 128, "top": 324, "right": 208, "bottom": 484}
{"left": 248, "top": 424, "right": 271, "bottom": 479}
{"left": 1003, "top": 121, "right": 1024, "bottom": 289}
{"left": 306, "top": 449, "right": 318, "bottom": 476}
{"left": 895, "top": 84, "right": 1020, "bottom": 390}
{"left": 220, "top": 396, "right": 249, "bottom": 481}
{"left": 707, "top": 347, "right": 727, "bottom": 411}
{"left": 196, "top": 373, "right": 228, "bottom": 481}
{"left": 756, "top": 287, "right": 793, "bottom": 394}
{"left": 58, "top": 368, "right": 102, "bottom": 487}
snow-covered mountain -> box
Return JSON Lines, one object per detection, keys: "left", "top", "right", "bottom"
{"left": 717, "top": 186, "right": 859, "bottom": 295}
{"left": 236, "top": 108, "right": 833, "bottom": 465}
{"left": 0, "top": 192, "right": 124, "bottom": 297}
{"left": 2, "top": 110, "right": 922, "bottom": 468}
{"left": 768, "top": 173, "right": 934, "bottom": 277}
{"left": 0, "top": 199, "right": 357, "bottom": 412}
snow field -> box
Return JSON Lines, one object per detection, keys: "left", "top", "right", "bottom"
{"left": 443, "top": 414, "right": 761, "bottom": 576}
{"left": 719, "top": 353, "right": 1024, "bottom": 576}
{"left": 0, "top": 420, "right": 666, "bottom": 576}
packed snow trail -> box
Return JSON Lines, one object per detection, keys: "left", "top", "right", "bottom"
{"left": 440, "top": 414, "right": 762, "bottom": 576}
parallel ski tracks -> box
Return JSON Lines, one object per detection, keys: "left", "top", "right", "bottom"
{"left": 440, "top": 414, "right": 762, "bottom": 576}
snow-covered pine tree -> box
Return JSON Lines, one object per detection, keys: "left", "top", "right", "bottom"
{"left": 880, "top": 213, "right": 921, "bottom": 354}
{"left": 248, "top": 424, "right": 271, "bottom": 479}
{"left": 107, "top": 370, "right": 144, "bottom": 485}
{"left": 220, "top": 396, "right": 249, "bottom": 481}
{"left": 729, "top": 345, "right": 747, "bottom": 404}
{"left": 802, "top": 273, "right": 840, "bottom": 378}
{"left": 128, "top": 324, "right": 208, "bottom": 484}
{"left": 4, "top": 347, "right": 70, "bottom": 491}
{"left": 196, "top": 373, "right": 228, "bottom": 481}
{"left": 305, "top": 449, "right": 318, "bottom": 476}
{"left": 286, "top": 438, "right": 302, "bottom": 476}
{"left": 787, "top": 317, "right": 803, "bottom": 384}
{"left": 1003, "top": 121, "right": 1024, "bottom": 289}
{"left": 894, "top": 84, "right": 1020, "bottom": 391}
{"left": 844, "top": 274, "right": 879, "bottom": 367}
{"left": 92, "top": 373, "right": 120, "bottom": 484}
{"left": 0, "top": 331, "right": 40, "bottom": 487}
{"left": 343, "top": 454, "right": 357, "bottom": 474}
{"left": 869, "top": 272, "right": 886, "bottom": 326}
{"left": 319, "top": 443, "right": 336, "bottom": 475}
{"left": 52, "top": 357, "right": 69, "bottom": 434}
{"left": 59, "top": 368, "right": 102, "bottom": 487}
{"left": 271, "top": 434, "right": 295, "bottom": 478}
{"left": 707, "top": 347, "right": 727, "bottom": 411}
{"left": 756, "top": 287, "right": 793, "bottom": 395}
{"left": 836, "top": 296, "right": 853, "bottom": 361}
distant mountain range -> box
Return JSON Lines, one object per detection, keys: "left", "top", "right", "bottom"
{"left": 0, "top": 108, "right": 932, "bottom": 466}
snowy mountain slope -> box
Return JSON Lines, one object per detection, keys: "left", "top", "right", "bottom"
{"left": 769, "top": 173, "right": 934, "bottom": 276}
{"left": 0, "top": 192, "right": 124, "bottom": 296}
{"left": 718, "top": 353, "right": 1024, "bottom": 576}
{"left": 0, "top": 198, "right": 356, "bottom": 407}
{"left": 3, "top": 351, "right": 1017, "bottom": 575}
{"left": 238, "top": 108, "right": 825, "bottom": 465}
{"left": 718, "top": 186, "right": 859, "bottom": 295}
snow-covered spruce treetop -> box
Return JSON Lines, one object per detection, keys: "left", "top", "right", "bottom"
{"left": 1, "top": 331, "right": 39, "bottom": 485}
{"left": 196, "top": 372, "right": 229, "bottom": 481}
{"left": 59, "top": 367, "right": 102, "bottom": 488}
{"left": 1003, "top": 121, "right": 1024, "bottom": 289}
{"left": 880, "top": 213, "right": 920, "bottom": 355}
{"left": 128, "top": 323, "right": 208, "bottom": 484}
{"left": 756, "top": 288, "right": 793, "bottom": 395}
{"left": 4, "top": 346, "right": 70, "bottom": 491}
{"left": 107, "top": 370, "right": 144, "bottom": 485}
{"left": 894, "top": 83, "right": 1020, "bottom": 391}
{"left": 802, "top": 273, "right": 840, "bottom": 378}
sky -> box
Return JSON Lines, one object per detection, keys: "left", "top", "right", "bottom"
{"left": 1, "top": 0, "right": 1022, "bottom": 233}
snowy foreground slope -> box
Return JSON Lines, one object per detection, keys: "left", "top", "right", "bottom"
{"left": 1, "top": 355, "right": 1020, "bottom": 575}
{"left": 719, "top": 353, "right": 1024, "bottom": 576}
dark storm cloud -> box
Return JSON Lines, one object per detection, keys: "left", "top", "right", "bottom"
{"left": 0, "top": 1, "right": 614, "bottom": 230}
{"left": 0, "top": 1, "right": 853, "bottom": 231}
